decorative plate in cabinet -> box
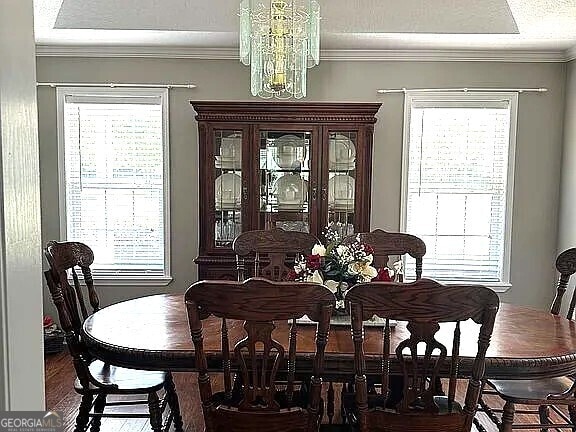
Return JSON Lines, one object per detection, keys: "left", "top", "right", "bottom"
{"left": 215, "top": 173, "right": 242, "bottom": 210}
{"left": 274, "top": 134, "right": 307, "bottom": 169}
{"left": 329, "top": 134, "right": 356, "bottom": 170}
{"left": 275, "top": 174, "right": 308, "bottom": 211}
{"left": 328, "top": 175, "right": 355, "bottom": 210}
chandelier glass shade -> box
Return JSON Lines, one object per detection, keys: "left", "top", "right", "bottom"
{"left": 240, "top": 0, "right": 320, "bottom": 99}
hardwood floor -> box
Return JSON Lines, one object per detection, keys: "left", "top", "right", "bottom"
{"left": 45, "top": 352, "right": 569, "bottom": 432}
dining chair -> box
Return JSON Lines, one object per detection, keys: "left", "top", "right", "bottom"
{"left": 343, "top": 229, "right": 426, "bottom": 280}
{"left": 44, "top": 240, "right": 183, "bottom": 432}
{"left": 185, "top": 277, "right": 334, "bottom": 432}
{"left": 232, "top": 228, "right": 319, "bottom": 281}
{"left": 344, "top": 278, "right": 499, "bottom": 432}
{"left": 340, "top": 228, "right": 427, "bottom": 424}
{"left": 232, "top": 229, "right": 321, "bottom": 417}
{"left": 478, "top": 247, "right": 576, "bottom": 431}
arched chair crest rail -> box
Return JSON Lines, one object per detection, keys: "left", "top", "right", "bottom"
{"left": 44, "top": 240, "right": 183, "bottom": 432}
{"left": 232, "top": 228, "right": 319, "bottom": 281}
{"left": 185, "top": 278, "right": 335, "bottom": 432}
{"left": 343, "top": 229, "right": 426, "bottom": 280}
{"left": 346, "top": 278, "right": 499, "bottom": 432}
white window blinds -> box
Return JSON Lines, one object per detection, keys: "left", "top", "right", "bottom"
{"left": 402, "top": 92, "right": 517, "bottom": 283}
{"left": 58, "top": 88, "right": 170, "bottom": 278}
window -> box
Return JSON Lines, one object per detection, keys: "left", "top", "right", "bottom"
{"left": 401, "top": 92, "right": 517, "bottom": 288}
{"left": 57, "top": 87, "right": 171, "bottom": 285}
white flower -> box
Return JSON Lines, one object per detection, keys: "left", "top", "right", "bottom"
{"left": 294, "top": 262, "right": 306, "bottom": 274}
{"left": 324, "top": 279, "right": 340, "bottom": 293}
{"left": 336, "top": 300, "right": 345, "bottom": 309}
{"left": 334, "top": 244, "right": 355, "bottom": 265}
{"left": 348, "top": 261, "right": 378, "bottom": 281}
{"left": 312, "top": 243, "right": 326, "bottom": 257}
{"left": 359, "top": 270, "right": 378, "bottom": 282}
{"left": 306, "top": 270, "right": 324, "bottom": 284}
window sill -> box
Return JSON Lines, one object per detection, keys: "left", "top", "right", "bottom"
{"left": 80, "top": 275, "right": 173, "bottom": 287}
{"left": 444, "top": 281, "right": 511, "bottom": 293}
{"left": 404, "top": 280, "right": 511, "bottom": 293}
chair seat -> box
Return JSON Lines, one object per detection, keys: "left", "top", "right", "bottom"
{"left": 205, "top": 389, "right": 320, "bottom": 430}
{"left": 487, "top": 376, "right": 574, "bottom": 402}
{"left": 74, "top": 360, "right": 167, "bottom": 394}
{"left": 342, "top": 391, "right": 462, "bottom": 422}
{"left": 210, "top": 388, "right": 312, "bottom": 410}
{"left": 371, "top": 395, "right": 462, "bottom": 413}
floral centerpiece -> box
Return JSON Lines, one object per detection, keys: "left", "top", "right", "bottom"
{"left": 288, "top": 223, "right": 401, "bottom": 313}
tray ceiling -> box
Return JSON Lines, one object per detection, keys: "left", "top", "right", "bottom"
{"left": 34, "top": 0, "right": 576, "bottom": 58}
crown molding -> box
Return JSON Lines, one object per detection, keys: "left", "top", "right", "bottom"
{"left": 321, "top": 49, "right": 567, "bottom": 62}
{"left": 35, "top": 44, "right": 571, "bottom": 63}
{"left": 35, "top": 45, "right": 240, "bottom": 59}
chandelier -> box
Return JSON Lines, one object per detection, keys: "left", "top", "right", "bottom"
{"left": 240, "top": 0, "right": 320, "bottom": 99}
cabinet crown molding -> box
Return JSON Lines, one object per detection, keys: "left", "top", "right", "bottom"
{"left": 190, "top": 101, "right": 382, "bottom": 123}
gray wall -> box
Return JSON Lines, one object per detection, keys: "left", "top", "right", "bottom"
{"left": 37, "top": 57, "right": 567, "bottom": 314}
{"left": 558, "top": 59, "right": 576, "bottom": 314}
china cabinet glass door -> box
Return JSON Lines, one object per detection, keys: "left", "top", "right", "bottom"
{"left": 212, "top": 128, "right": 244, "bottom": 248}
{"left": 256, "top": 128, "right": 319, "bottom": 235}
{"left": 323, "top": 128, "right": 362, "bottom": 237}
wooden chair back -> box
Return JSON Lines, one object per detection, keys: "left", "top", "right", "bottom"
{"left": 185, "top": 278, "right": 334, "bottom": 432}
{"left": 44, "top": 240, "right": 99, "bottom": 332}
{"left": 43, "top": 241, "right": 113, "bottom": 390}
{"left": 550, "top": 247, "right": 576, "bottom": 318}
{"left": 346, "top": 278, "right": 499, "bottom": 432}
{"left": 232, "top": 228, "right": 318, "bottom": 281}
{"left": 344, "top": 229, "right": 426, "bottom": 279}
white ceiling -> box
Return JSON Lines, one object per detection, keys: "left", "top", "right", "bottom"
{"left": 34, "top": 0, "right": 576, "bottom": 60}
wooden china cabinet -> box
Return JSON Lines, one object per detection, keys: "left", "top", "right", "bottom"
{"left": 191, "top": 101, "right": 382, "bottom": 280}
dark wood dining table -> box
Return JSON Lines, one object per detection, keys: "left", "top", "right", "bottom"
{"left": 82, "top": 293, "right": 576, "bottom": 381}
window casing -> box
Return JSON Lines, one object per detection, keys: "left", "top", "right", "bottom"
{"left": 56, "top": 87, "right": 171, "bottom": 285}
{"left": 400, "top": 92, "right": 518, "bottom": 290}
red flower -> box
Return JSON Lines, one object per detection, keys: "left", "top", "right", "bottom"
{"left": 286, "top": 269, "right": 297, "bottom": 281}
{"left": 376, "top": 267, "right": 392, "bottom": 282}
{"left": 43, "top": 316, "right": 54, "bottom": 328}
{"left": 364, "top": 244, "right": 374, "bottom": 255}
{"left": 306, "top": 254, "right": 322, "bottom": 270}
